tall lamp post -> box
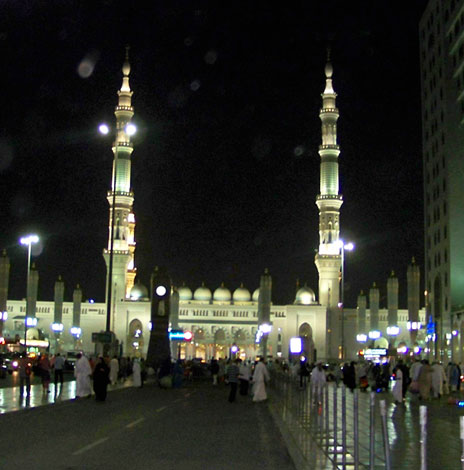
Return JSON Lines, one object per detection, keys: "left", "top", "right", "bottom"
{"left": 338, "top": 240, "right": 354, "bottom": 359}
{"left": 20, "top": 234, "right": 39, "bottom": 352}
{"left": 99, "top": 122, "right": 136, "bottom": 333}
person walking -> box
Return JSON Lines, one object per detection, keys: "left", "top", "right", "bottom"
{"left": 210, "top": 358, "right": 219, "bottom": 385}
{"left": 225, "top": 359, "right": 240, "bottom": 403}
{"left": 431, "top": 362, "right": 446, "bottom": 398}
{"left": 132, "top": 358, "right": 142, "bottom": 388}
{"left": 392, "top": 364, "right": 404, "bottom": 403}
{"left": 140, "top": 358, "right": 147, "bottom": 388}
{"left": 447, "top": 362, "right": 461, "bottom": 392}
{"left": 109, "top": 356, "right": 119, "bottom": 386}
{"left": 343, "top": 362, "right": 356, "bottom": 392}
{"left": 18, "top": 354, "right": 32, "bottom": 400}
{"left": 310, "top": 361, "right": 327, "bottom": 404}
{"left": 74, "top": 353, "right": 92, "bottom": 398}
{"left": 39, "top": 354, "right": 51, "bottom": 394}
{"left": 238, "top": 359, "right": 251, "bottom": 396}
{"left": 53, "top": 353, "right": 65, "bottom": 391}
{"left": 418, "top": 360, "right": 433, "bottom": 400}
{"left": 252, "top": 357, "right": 270, "bottom": 402}
{"left": 93, "top": 357, "right": 110, "bottom": 401}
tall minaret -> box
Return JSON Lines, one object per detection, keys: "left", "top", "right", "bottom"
{"left": 103, "top": 47, "right": 137, "bottom": 307}
{"left": 315, "top": 55, "right": 343, "bottom": 308}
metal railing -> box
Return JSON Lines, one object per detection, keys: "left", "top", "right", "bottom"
{"left": 270, "top": 371, "right": 393, "bottom": 469}
{"left": 271, "top": 370, "right": 464, "bottom": 470}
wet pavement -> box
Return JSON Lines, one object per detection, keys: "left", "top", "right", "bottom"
{"left": 270, "top": 375, "right": 464, "bottom": 470}
{"left": 0, "top": 372, "right": 134, "bottom": 413}
{"left": 1, "top": 373, "right": 463, "bottom": 469}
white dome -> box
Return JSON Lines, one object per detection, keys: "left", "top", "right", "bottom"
{"left": 252, "top": 288, "right": 260, "bottom": 302}
{"left": 213, "top": 284, "right": 231, "bottom": 302}
{"left": 233, "top": 284, "right": 251, "bottom": 302}
{"left": 295, "top": 286, "right": 316, "bottom": 305}
{"left": 194, "top": 284, "right": 212, "bottom": 301}
{"left": 130, "top": 282, "right": 148, "bottom": 300}
{"left": 178, "top": 285, "right": 193, "bottom": 301}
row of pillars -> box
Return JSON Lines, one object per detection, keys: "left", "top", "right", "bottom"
{"left": 357, "top": 258, "right": 421, "bottom": 343}
{"left": 0, "top": 251, "right": 84, "bottom": 341}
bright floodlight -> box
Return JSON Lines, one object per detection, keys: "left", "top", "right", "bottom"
{"left": 155, "top": 285, "right": 167, "bottom": 297}
{"left": 20, "top": 234, "right": 39, "bottom": 246}
{"left": 259, "top": 323, "right": 272, "bottom": 334}
{"left": 344, "top": 242, "right": 354, "bottom": 251}
{"left": 125, "top": 123, "right": 137, "bottom": 136}
{"left": 99, "top": 123, "right": 110, "bottom": 135}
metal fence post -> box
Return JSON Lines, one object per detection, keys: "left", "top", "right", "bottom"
{"left": 369, "top": 392, "right": 375, "bottom": 470}
{"left": 460, "top": 415, "right": 464, "bottom": 470}
{"left": 325, "top": 383, "right": 330, "bottom": 453}
{"left": 333, "top": 384, "right": 338, "bottom": 464}
{"left": 342, "top": 386, "right": 347, "bottom": 469}
{"left": 420, "top": 405, "right": 427, "bottom": 470}
{"left": 380, "top": 400, "right": 391, "bottom": 470}
{"left": 353, "top": 388, "right": 359, "bottom": 470}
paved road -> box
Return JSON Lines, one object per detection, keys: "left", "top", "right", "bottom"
{"left": 0, "top": 381, "right": 295, "bottom": 470}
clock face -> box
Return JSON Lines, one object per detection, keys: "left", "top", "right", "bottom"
{"left": 155, "top": 285, "right": 167, "bottom": 297}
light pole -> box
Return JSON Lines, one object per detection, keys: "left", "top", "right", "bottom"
{"left": 338, "top": 240, "right": 354, "bottom": 359}
{"left": 99, "top": 123, "right": 136, "bottom": 333}
{"left": 20, "top": 234, "right": 39, "bottom": 353}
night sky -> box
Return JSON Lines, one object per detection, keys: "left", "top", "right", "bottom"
{"left": 1, "top": 1, "right": 427, "bottom": 308}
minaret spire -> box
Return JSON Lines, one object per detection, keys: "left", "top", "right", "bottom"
{"left": 103, "top": 48, "right": 137, "bottom": 309}
{"left": 315, "top": 56, "right": 343, "bottom": 309}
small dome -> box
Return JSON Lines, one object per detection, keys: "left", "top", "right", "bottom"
{"left": 233, "top": 284, "right": 251, "bottom": 302}
{"left": 178, "top": 285, "right": 192, "bottom": 301}
{"left": 252, "top": 288, "right": 260, "bottom": 302}
{"left": 213, "top": 283, "right": 231, "bottom": 302}
{"left": 295, "top": 286, "right": 316, "bottom": 305}
{"left": 194, "top": 283, "right": 212, "bottom": 301}
{"left": 130, "top": 281, "right": 148, "bottom": 300}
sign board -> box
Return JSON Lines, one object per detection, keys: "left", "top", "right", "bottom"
{"left": 364, "top": 348, "right": 388, "bottom": 359}
{"left": 92, "top": 332, "right": 113, "bottom": 344}
{"left": 169, "top": 330, "right": 193, "bottom": 342}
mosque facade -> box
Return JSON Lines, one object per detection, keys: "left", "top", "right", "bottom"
{"left": 0, "top": 53, "right": 429, "bottom": 363}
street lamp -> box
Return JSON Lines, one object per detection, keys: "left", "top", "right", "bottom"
{"left": 99, "top": 123, "right": 137, "bottom": 333}
{"left": 19, "top": 234, "right": 39, "bottom": 353}
{"left": 338, "top": 239, "right": 354, "bottom": 359}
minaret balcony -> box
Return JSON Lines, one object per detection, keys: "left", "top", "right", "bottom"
{"left": 319, "top": 107, "right": 339, "bottom": 114}
{"left": 319, "top": 144, "right": 340, "bottom": 150}
{"left": 114, "top": 141, "right": 133, "bottom": 148}
{"left": 316, "top": 194, "right": 343, "bottom": 201}
{"left": 115, "top": 105, "right": 134, "bottom": 112}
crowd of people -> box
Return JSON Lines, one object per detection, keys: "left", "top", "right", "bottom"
{"left": 17, "top": 352, "right": 147, "bottom": 402}
{"left": 285, "top": 358, "right": 463, "bottom": 404}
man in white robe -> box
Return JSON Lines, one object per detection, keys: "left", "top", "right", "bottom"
{"left": 431, "top": 362, "right": 446, "bottom": 398}
{"left": 109, "top": 356, "right": 119, "bottom": 385}
{"left": 310, "top": 362, "right": 327, "bottom": 404}
{"left": 74, "top": 353, "right": 92, "bottom": 398}
{"left": 252, "top": 358, "right": 270, "bottom": 402}
{"left": 132, "top": 359, "right": 142, "bottom": 388}
{"left": 392, "top": 367, "right": 403, "bottom": 403}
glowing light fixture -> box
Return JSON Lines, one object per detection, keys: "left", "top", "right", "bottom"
{"left": 290, "top": 337, "right": 303, "bottom": 353}
{"left": 387, "top": 326, "right": 400, "bottom": 336}
{"left": 368, "top": 330, "right": 382, "bottom": 340}
{"left": 51, "top": 322, "right": 63, "bottom": 332}
{"left": 356, "top": 333, "right": 368, "bottom": 343}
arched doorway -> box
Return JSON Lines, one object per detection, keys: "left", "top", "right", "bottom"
{"left": 299, "top": 323, "right": 315, "bottom": 362}
{"left": 214, "top": 329, "right": 227, "bottom": 359}
{"left": 128, "top": 319, "right": 144, "bottom": 355}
